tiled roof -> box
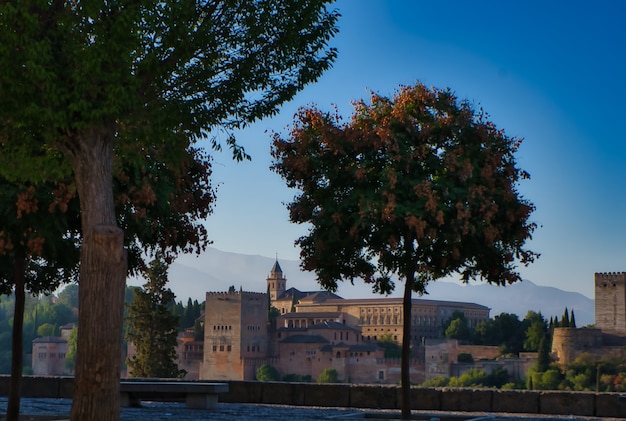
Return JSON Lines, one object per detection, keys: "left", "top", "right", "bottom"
{"left": 280, "top": 334, "right": 330, "bottom": 344}
{"left": 276, "top": 288, "right": 342, "bottom": 302}
{"left": 319, "top": 343, "right": 380, "bottom": 352}
{"left": 308, "top": 320, "right": 359, "bottom": 332}
{"left": 278, "top": 311, "right": 341, "bottom": 320}
{"left": 270, "top": 260, "right": 283, "bottom": 274}
{"left": 315, "top": 297, "right": 489, "bottom": 310}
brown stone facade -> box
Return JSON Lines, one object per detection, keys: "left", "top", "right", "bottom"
{"left": 32, "top": 337, "right": 68, "bottom": 376}
{"left": 548, "top": 272, "right": 626, "bottom": 367}
{"left": 201, "top": 291, "right": 269, "bottom": 381}
{"left": 595, "top": 272, "right": 626, "bottom": 336}
{"left": 199, "top": 261, "right": 489, "bottom": 384}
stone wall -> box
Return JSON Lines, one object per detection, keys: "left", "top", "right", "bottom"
{"left": 552, "top": 327, "right": 603, "bottom": 366}
{"left": 595, "top": 272, "right": 626, "bottom": 336}
{"left": 3, "top": 376, "right": 626, "bottom": 418}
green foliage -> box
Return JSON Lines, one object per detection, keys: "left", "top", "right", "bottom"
{"left": 561, "top": 308, "right": 570, "bottom": 328}
{"left": 0, "top": 1, "right": 340, "bottom": 179}
{"left": 65, "top": 326, "right": 78, "bottom": 374}
{"left": 533, "top": 335, "right": 552, "bottom": 372}
{"left": 472, "top": 312, "right": 527, "bottom": 355}
{"left": 36, "top": 323, "right": 57, "bottom": 338}
{"left": 457, "top": 353, "right": 474, "bottom": 363}
{"left": 125, "top": 257, "right": 184, "bottom": 378}
{"left": 282, "top": 373, "right": 312, "bottom": 382}
{"left": 273, "top": 83, "right": 536, "bottom": 418}
{"left": 317, "top": 368, "right": 339, "bottom": 384}
{"left": 444, "top": 312, "right": 471, "bottom": 341}
{"left": 256, "top": 364, "right": 280, "bottom": 382}
{"left": 272, "top": 83, "right": 537, "bottom": 295}
{"left": 524, "top": 312, "right": 547, "bottom": 352}
{"left": 0, "top": 2, "right": 339, "bottom": 416}
{"left": 528, "top": 369, "right": 563, "bottom": 390}
{"left": 56, "top": 284, "right": 79, "bottom": 310}
{"left": 377, "top": 332, "right": 402, "bottom": 358}
{"left": 443, "top": 367, "right": 511, "bottom": 388}
{"left": 420, "top": 376, "right": 450, "bottom": 387}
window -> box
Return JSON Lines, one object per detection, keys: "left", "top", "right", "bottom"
{"left": 378, "top": 370, "right": 384, "bottom": 380}
{"left": 212, "top": 346, "right": 217, "bottom": 352}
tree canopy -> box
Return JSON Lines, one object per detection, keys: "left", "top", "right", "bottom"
{"left": 272, "top": 83, "right": 537, "bottom": 418}
{"left": 0, "top": 2, "right": 339, "bottom": 419}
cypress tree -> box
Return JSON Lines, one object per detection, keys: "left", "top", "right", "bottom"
{"left": 562, "top": 307, "right": 570, "bottom": 328}
{"left": 534, "top": 335, "right": 551, "bottom": 372}
{"left": 570, "top": 309, "right": 576, "bottom": 328}
{"left": 126, "top": 257, "right": 184, "bottom": 378}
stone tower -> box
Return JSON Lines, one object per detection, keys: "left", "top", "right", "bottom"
{"left": 266, "top": 260, "right": 286, "bottom": 301}
{"left": 200, "top": 290, "right": 269, "bottom": 380}
{"left": 595, "top": 272, "right": 626, "bottom": 336}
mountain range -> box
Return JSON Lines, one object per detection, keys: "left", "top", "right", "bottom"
{"left": 137, "top": 247, "right": 595, "bottom": 327}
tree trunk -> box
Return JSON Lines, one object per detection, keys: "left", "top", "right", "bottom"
{"left": 6, "top": 255, "right": 26, "bottom": 421}
{"left": 69, "top": 127, "right": 127, "bottom": 421}
{"left": 400, "top": 273, "right": 413, "bottom": 419}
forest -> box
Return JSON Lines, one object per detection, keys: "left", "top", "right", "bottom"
{"left": 0, "top": 284, "right": 203, "bottom": 375}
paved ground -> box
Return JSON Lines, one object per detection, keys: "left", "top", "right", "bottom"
{"left": 0, "top": 398, "right": 622, "bottom": 421}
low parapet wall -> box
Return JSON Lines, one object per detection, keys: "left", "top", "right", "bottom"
{"left": 2, "top": 376, "right": 626, "bottom": 418}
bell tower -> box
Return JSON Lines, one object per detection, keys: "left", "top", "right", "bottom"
{"left": 267, "top": 260, "right": 286, "bottom": 301}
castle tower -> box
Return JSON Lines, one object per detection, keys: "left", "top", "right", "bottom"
{"left": 200, "top": 290, "right": 269, "bottom": 380}
{"left": 595, "top": 272, "right": 626, "bottom": 336}
{"left": 266, "top": 260, "right": 286, "bottom": 301}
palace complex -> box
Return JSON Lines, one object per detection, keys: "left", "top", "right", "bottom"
{"left": 194, "top": 260, "right": 490, "bottom": 383}
{"left": 32, "top": 262, "right": 626, "bottom": 384}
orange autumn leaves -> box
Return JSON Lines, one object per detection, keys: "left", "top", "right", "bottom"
{"left": 0, "top": 183, "right": 76, "bottom": 257}
{"left": 272, "top": 82, "right": 537, "bottom": 290}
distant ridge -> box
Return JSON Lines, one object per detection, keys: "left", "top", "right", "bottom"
{"left": 155, "top": 247, "right": 594, "bottom": 326}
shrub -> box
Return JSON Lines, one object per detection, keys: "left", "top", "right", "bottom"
{"left": 317, "top": 368, "right": 339, "bottom": 383}
{"left": 282, "top": 373, "right": 312, "bottom": 382}
{"left": 420, "top": 376, "right": 449, "bottom": 387}
{"left": 256, "top": 364, "right": 280, "bottom": 381}
{"left": 457, "top": 353, "right": 473, "bottom": 363}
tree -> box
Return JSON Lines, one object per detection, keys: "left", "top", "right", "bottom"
{"left": 445, "top": 318, "right": 471, "bottom": 341}
{"left": 0, "top": 141, "right": 212, "bottom": 420}
{"left": 0, "top": 2, "right": 338, "bottom": 419}
{"left": 36, "top": 323, "right": 58, "bottom": 338}
{"left": 317, "top": 367, "right": 339, "bottom": 383}
{"left": 561, "top": 307, "right": 570, "bottom": 327}
{"left": 523, "top": 311, "right": 547, "bottom": 352}
{"left": 377, "top": 332, "right": 402, "bottom": 358}
{"left": 65, "top": 326, "right": 78, "bottom": 374}
{"left": 256, "top": 364, "right": 280, "bottom": 382}
{"left": 271, "top": 83, "right": 537, "bottom": 418}
{"left": 0, "top": 181, "right": 80, "bottom": 421}
{"left": 126, "top": 257, "right": 183, "bottom": 378}
{"left": 443, "top": 310, "right": 470, "bottom": 341}
{"left": 534, "top": 334, "right": 552, "bottom": 373}
{"left": 57, "top": 284, "right": 79, "bottom": 310}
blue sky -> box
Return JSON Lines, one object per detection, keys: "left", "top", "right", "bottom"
{"left": 198, "top": 1, "right": 626, "bottom": 299}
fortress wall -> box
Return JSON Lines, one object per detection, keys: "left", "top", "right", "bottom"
{"left": 551, "top": 327, "right": 603, "bottom": 366}
{"left": 5, "top": 376, "right": 626, "bottom": 418}
{"left": 595, "top": 272, "right": 626, "bottom": 336}
{"left": 457, "top": 344, "right": 501, "bottom": 360}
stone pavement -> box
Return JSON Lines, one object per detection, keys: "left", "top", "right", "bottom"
{"left": 1, "top": 398, "right": 623, "bottom": 421}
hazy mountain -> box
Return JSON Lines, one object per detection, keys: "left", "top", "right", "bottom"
{"left": 152, "top": 247, "right": 595, "bottom": 326}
